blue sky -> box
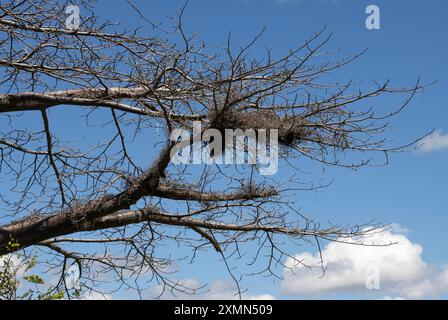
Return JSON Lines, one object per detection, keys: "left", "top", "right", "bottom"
{"left": 95, "top": 0, "right": 448, "bottom": 299}
{"left": 4, "top": 0, "right": 448, "bottom": 299}
{"left": 95, "top": 0, "right": 448, "bottom": 300}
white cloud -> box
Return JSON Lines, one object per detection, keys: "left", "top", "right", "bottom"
{"left": 0, "top": 254, "right": 25, "bottom": 276}
{"left": 249, "top": 294, "right": 276, "bottom": 300}
{"left": 399, "top": 266, "right": 448, "bottom": 299}
{"left": 281, "top": 228, "right": 448, "bottom": 298}
{"left": 151, "top": 279, "right": 275, "bottom": 300}
{"left": 382, "top": 296, "right": 405, "bottom": 300}
{"left": 418, "top": 130, "right": 448, "bottom": 153}
{"left": 82, "top": 291, "right": 113, "bottom": 300}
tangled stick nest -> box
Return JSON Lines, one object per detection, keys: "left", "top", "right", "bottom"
{"left": 208, "top": 108, "right": 313, "bottom": 147}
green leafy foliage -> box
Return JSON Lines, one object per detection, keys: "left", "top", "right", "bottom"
{"left": 0, "top": 241, "right": 65, "bottom": 300}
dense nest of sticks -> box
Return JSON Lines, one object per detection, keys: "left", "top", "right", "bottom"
{"left": 208, "top": 108, "right": 313, "bottom": 147}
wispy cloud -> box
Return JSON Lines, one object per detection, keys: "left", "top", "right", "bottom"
{"left": 151, "top": 279, "right": 275, "bottom": 300}
{"left": 418, "top": 130, "right": 448, "bottom": 153}
{"left": 82, "top": 291, "right": 113, "bottom": 300}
